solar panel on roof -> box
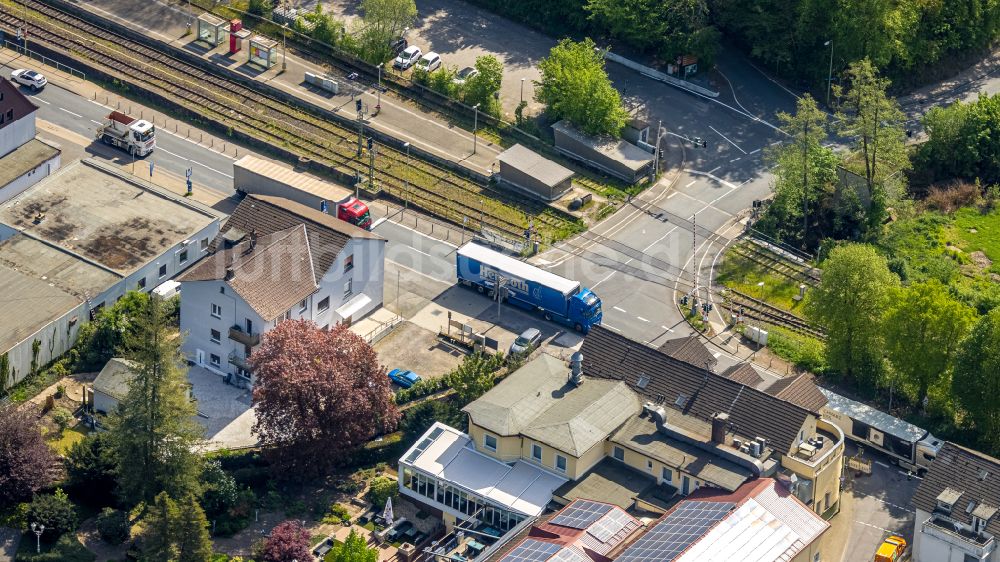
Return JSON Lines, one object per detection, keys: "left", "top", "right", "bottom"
{"left": 501, "top": 539, "right": 561, "bottom": 562}
{"left": 616, "top": 501, "right": 735, "bottom": 562}
{"left": 550, "top": 500, "right": 614, "bottom": 530}
{"left": 587, "top": 508, "right": 632, "bottom": 543}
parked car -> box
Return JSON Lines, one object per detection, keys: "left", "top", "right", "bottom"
{"left": 415, "top": 52, "right": 442, "bottom": 73}
{"left": 454, "top": 66, "right": 478, "bottom": 84}
{"left": 509, "top": 328, "right": 542, "bottom": 356}
{"left": 874, "top": 535, "right": 907, "bottom": 562}
{"left": 388, "top": 368, "right": 422, "bottom": 389}
{"left": 10, "top": 68, "right": 46, "bottom": 91}
{"left": 394, "top": 46, "right": 423, "bottom": 70}
{"left": 389, "top": 37, "right": 408, "bottom": 57}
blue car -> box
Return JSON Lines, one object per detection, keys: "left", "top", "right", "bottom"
{"left": 388, "top": 368, "right": 421, "bottom": 389}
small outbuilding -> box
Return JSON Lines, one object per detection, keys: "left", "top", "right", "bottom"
{"left": 248, "top": 36, "right": 278, "bottom": 68}
{"left": 496, "top": 144, "right": 575, "bottom": 201}
{"left": 196, "top": 12, "right": 227, "bottom": 47}
{"left": 90, "top": 358, "right": 138, "bottom": 415}
{"left": 552, "top": 120, "right": 654, "bottom": 184}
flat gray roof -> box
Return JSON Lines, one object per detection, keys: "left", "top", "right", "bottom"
{"left": 0, "top": 138, "right": 59, "bottom": 189}
{"left": 497, "top": 144, "right": 574, "bottom": 188}
{"left": 0, "top": 159, "right": 218, "bottom": 275}
{"left": 0, "top": 264, "right": 83, "bottom": 353}
{"left": 819, "top": 388, "right": 927, "bottom": 443}
{"left": 552, "top": 120, "right": 653, "bottom": 173}
{"left": 0, "top": 233, "right": 120, "bottom": 300}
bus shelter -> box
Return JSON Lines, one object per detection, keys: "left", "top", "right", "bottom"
{"left": 248, "top": 36, "right": 278, "bottom": 68}
{"left": 197, "top": 12, "right": 227, "bottom": 47}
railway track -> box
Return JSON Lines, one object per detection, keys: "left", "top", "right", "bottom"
{"left": 0, "top": 0, "right": 581, "bottom": 240}
{"left": 729, "top": 240, "right": 821, "bottom": 286}
{"left": 724, "top": 288, "right": 826, "bottom": 340}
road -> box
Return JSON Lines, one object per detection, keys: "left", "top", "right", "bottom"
{"left": 0, "top": 57, "right": 237, "bottom": 193}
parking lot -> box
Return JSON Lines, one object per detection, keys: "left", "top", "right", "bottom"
{"left": 842, "top": 442, "right": 920, "bottom": 561}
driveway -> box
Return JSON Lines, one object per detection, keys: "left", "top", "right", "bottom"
{"left": 187, "top": 366, "right": 257, "bottom": 450}
{"left": 0, "top": 528, "right": 18, "bottom": 562}
{"left": 842, "top": 442, "right": 920, "bottom": 561}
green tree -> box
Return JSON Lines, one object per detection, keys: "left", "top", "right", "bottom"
{"left": 75, "top": 291, "right": 151, "bottom": 370}
{"left": 368, "top": 476, "right": 398, "bottom": 508}
{"left": 535, "top": 38, "right": 628, "bottom": 137}
{"left": 64, "top": 432, "right": 117, "bottom": 506}
{"left": 805, "top": 244, "right": 899, "bottom": 388}
{"left": 884, "top": 281, "right": 975, "bottom": 408}
{"left": 917, "top": 93, "right": 1000, "bottom": 185}
{"left": 954, "top": 308, "right": 1000, "bottom": 453}
{"left": 400, "top": 399, "right": 465, "bottom": 445}
{"left": 95, "top": 508, "right": 130, "bottom": 545}
{"left": 757, "top": 95, "right": 838, "bottom": 249}
{"left": 173, "top": 494, "right": 213, "bottom": 562}
{"left": 109, "top": 295, "right": 203, "bottom": 506}
{"left": 28, "top": 488, "right": 79, "bottom": 542}
{"left": 0, "top": 352, "right": 10, "bottom": 395}
{"left": 140, "top": 492, "right": 178, "bottom": 562}
{"left": 355, "top": 0, "right": 417, "bottom": 64}
{"left": 586, "top": 0, "right": 720, "bottom": 65}
{"left": 328, "top": 529, "right": 378, "bottom": 562}
{"left": 463, "top": 55, "right": 504, "bottom": 117}
{"left": 836, "top": 59, "right": 909, "bottom": 232}
{"left": 446, "top": 352, "right": 505, "bottom": 405}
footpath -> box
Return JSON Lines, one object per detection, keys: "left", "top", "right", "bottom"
{"left": 75, "top": 0, "right": 503, "bottom": 174}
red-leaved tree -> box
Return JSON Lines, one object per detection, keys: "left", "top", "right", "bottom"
{"left": 251, "top": 321, "right": 399, "bottom": 476}
{"left": 261, "top": 520, "right": 312, "bottom": 562}
{"left": 0, "top": 404, "right": 59, "bottom": 504}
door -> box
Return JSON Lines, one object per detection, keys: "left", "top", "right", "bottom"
{"left": 195, "top": 349, "right": 205, "bottom": 366}
{"left": 682, "top": 476, "right": 690, "bottom": 495}
{"left": 245, "top": 318, "right": 253, "bottom": 333}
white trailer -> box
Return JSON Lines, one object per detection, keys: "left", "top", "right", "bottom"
{"left": 96, "top": 111, "right": 155, "bottom": 156}
{"left": 819, "top": 388, "right": 942, "bottom": 474}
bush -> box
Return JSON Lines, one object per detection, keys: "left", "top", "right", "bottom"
{"left": 393, "top": 377, "right": 449, "bottom": 404}
{"left": 27, "top": 489, "right": 79, "bottom": 543}
{"left": 15, "top": 533, "right": 95, "bottom": 562}
{"left": 50, "top": 408, "right": 72, "bottom": 434}
{"left": 322, "top": 503, "right": 351, "bottom": 524}
{"left": 333, "top": 477, "right": 363, "bottom": 495}
{"left": 766, "top": 327, "right": 827, "bottom": 374}
{"left": 368, "top": 476, "right": 398, "bottom": 508}
{"left": 95, "top": 508, "right": 129, "bottom": 545}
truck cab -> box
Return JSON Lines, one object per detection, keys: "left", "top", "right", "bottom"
{"left": 569, "top": 288, "right": 602, "bottom": 333}
{"left": 130, "top": 120, "right": 156, "bottom": 156}
{"left": 916, "top": 434, "right": 943, "bottom": 469}
{"left": 336, "top": 197, "right": 372, "bottom": 230}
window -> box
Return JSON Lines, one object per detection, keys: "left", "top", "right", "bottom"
{"left": 531, "top": 444, "right": 542, "bottom": 462}
{"left": 483, "top": 434, "right": 497, "bottom": 452}
{"left": 344, "top": 279, "right": 353, "bottom": 298}
{"left": 555, "top": 455, "right": 567, "bottom": 473}
{"left": 200, "top": 238, "right": 209, "bottom": 250}
{"left": 158, "top": 264, "right": 167, "bottom": 278}
{"left": 137, "top": 277, "right": 146, "bottom": 290}
{"left": 210, "top": 353, "right": 221, "bottom": 367}
{"left": 344, "top": 254, "right": 354, "bottom": 272}
{"left": 647, "top": 460, "right": 653, "bottom": 472}
{"left": 219, "top": 286, "right": 225, "bottom": 294}
{"left": 661, "top": 467, "right": 672, "bottom": 483}
{"left": 179, "top": 249, "right": 188, "bottom": 264}
{"left": 211, "top": 303, "right": 222, "bottom": 319}
{"left": 318, "top": 297, "right": 330, "bottom": 312}
{"left": 8, "top": 109, "right": 14, "bottom": 121}
{"left": 299, "top": 298, "right": 308, "bottom": 313}
{"left": 612, "top": 446, "right": 624, "bottom": 461}
{"left": 210, "top": 329, "right": 221, "bottom": 344}
{"left": 246, "top": 319, "right": 253, "bottom": 333}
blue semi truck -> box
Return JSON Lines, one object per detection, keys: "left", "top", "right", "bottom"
{"left": 456, "top": 242, "right": 603, "bottom": 333}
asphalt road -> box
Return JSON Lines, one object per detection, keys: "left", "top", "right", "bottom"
{"left": 0, "top": 61, "right": 237, "bottom": 193}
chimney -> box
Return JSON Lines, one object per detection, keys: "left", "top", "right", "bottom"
{"left": 569, "top": 352, "right": 584, "bottom": 386}
{"left": 712, "top": 412, "right": 729, "bottom": 444}
{"left": 225, "top": 268, "right": 235, "bottom": 281}
{"left": 249, "top": 229, "right": 258, "bottom": 251}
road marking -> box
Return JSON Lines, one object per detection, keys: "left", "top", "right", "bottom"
{"left": 591, "top": 270, "right": 616, "bottom": 289}
{"left": 661, "top": 325, "right": 674, "bottom": 332}
{"left": 90, "top": 120, "right": 103, "bottom": 126}
{"left": 380, "top": 217, "right": 460, "bottom": 249}
{"left": 898, "top": 470, "right": 924, "bottom": 481}
{"left": 371, "top": 216, "right": 389, "bottom": 229}
{"left": 709, "top": 125, "right": 747, "bottom": 154}
{"left": 683, "top": 169, "right": 738, "bottom": 189}
{"left": 875, "top": 461, "right": 889, "bottom": 468}
{"left": 853, "top": 521, "right": 895, "bottom": 534}
{"left": 872, "top": 498, "right": 915, "bottom": 513}
{"left": 667, "top": 192, "right": 677, "bottom": 199}
{"left": 612, "top": 306, "right": 628, "bottom": 313}
{"left": 602, "top": 323, "right": 622, "bottom": 333}
{"left": 32, "top": 97, "right": 50, "bottom": 105}
{"left": 642, "top": 229, "right": 676, "bottom": 252}
{"left": 685, "top": 180, "right": 696, "bottom": 188}
{"left": 58, "top": 107, "right": 82, "bottom": 118}
{"left": 707, "top": 166, "right": 721, "bottom": 174}
{"left": 730, "top": 157, "right": 741, "bottom": 163}
{"left": 386, "top": 259, "right": 452, "bottom": 283}
{"left": 155, "top": 147, "right": 234, "bottom": 178}
{"left": 636, "top": 316, "right": 650, "bottom": 322}
{"left": 749, "top": 148, "right": 761, "bottom": 155}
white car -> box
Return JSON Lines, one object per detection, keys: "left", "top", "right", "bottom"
{"left": 10, "top": 69, "right": 46, "bottom": 91}
{"left": 416, "top": 52, "right": 442, "bottom": 73}
{"left": 393, "top": 46, "right": 422, "bottom": 70}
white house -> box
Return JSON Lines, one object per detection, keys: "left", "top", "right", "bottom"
{"left": 0, "top": 77, "right": 61, "bottom": 203}
{"left": 90, "top": 358, "right": 138, "bottom": 415}
{"left": 913, "top": 442, "right": 1000, "bottom": 562}
{"left": 177, "top": 194, "right": 386, "bottom": 384}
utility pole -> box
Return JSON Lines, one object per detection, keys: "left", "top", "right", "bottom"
{"left": 356, "top": 101, "right": 365, "bottom": 157}
{"left": 376, "top": 63, "right": 383, "bottom": 111}
{"left": 691, "top": 213, "right": 698, "bottom": 315}
{"left": 825, "top": 40, "right": 834, "bottom": 107}
{"left": 649, "top": 119, "right": 662, "bottom": 184}
{"left": 281, "top": 24, "right": 288, "bottom": 72}
{"left": 472, "top": 103, "right": 481, "bottom": 154}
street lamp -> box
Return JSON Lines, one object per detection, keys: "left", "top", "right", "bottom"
{"left": 376, "top": 62, "right": 384, "bottom": 111}
{"left": 282, "top": 23, "right": 288, "bottom": 72}
{"left": 520, "top": 78, "right": 525, "bottom": 104}
{"left": 824, "top": 40, "right": 833, "bottom": 107}
{"left": 472, "top": 103, "right": 481, "bottom": 155}
{"left": 403, "top": 142, "right": 410, "bottom": 212}
{"left": 30, "top": 523, "right": 44, "bottom": 553}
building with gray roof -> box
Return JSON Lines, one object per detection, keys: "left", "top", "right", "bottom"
{"left": 496, "top": 144, "right": 575, "bottom": 201}
{"left": 552, "top": 120, "right": 653, "bottom": 184}
{"left": 0, "top": 159, "right": 221, "bottom": 389}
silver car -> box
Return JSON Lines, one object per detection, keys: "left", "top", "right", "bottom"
{"left": 509, "top": 328, "right": 542, "bottom": 356}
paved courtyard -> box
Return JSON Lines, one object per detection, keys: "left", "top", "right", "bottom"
{"left": 187, "top": 366, "right": 257, "bottom": 451}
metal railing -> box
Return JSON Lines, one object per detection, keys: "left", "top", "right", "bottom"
{"left": 2, "top": 39, "right": 86, "bottom": 80}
